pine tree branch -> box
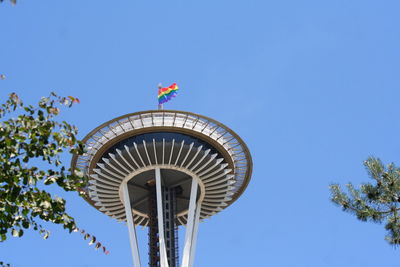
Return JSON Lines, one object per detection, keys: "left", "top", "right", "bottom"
{"left": 330, "top": 157, "right": 400, "bottom": 245}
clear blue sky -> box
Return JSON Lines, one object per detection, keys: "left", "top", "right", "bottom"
{"left": 1, "top": 1, "right": 400, "bottom": 266}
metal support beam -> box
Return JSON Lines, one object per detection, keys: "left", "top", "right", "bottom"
{"left": 189, "top": 203, "right": 201, "bottom": 267}
{"left": 122, "top": 182, "right": 142, "bottom": 267}
{"left": 181, "top": 178, "right": 199, "bottom": 267}
{"left": 155, "top": 168, "right": 170, "bottom": 267}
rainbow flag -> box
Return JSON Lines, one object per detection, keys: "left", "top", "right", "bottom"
{"left": 158, "top": 83, "right": 179, "bottom": 104}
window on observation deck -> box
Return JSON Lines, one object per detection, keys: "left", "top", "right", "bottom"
{"left": 103, "top": 131, "right": 223, "bottom": 159}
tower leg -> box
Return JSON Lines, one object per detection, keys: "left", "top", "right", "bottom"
{"left": 122, "top": 182, "right": 142, "bottom": 267}
{"left": 155, "top": 167, "right": 170, "bottom": 267}
{"left": 181, "top": 178, "right": 200, "bottom": 267}
{"left": 188, "top": 203, "right": 201, "bottom": 267}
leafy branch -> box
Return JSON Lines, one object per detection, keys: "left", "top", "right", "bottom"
{"left": 0, "top": 93, "right": 109, "bottom": 265}
{"left": 76, "top": 228, "right": 110, "bottom": 255}
{"left": 0, "top": 0, "right": 16, "bottom": 5}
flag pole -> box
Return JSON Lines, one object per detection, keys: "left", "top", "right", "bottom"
{"left": 158, "top": 83, "right": 163, "bottom": 110}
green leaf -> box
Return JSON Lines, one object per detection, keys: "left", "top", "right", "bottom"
{"left": 84, "top": 233, "right": 90, "bottom": 240}
{"left": 43, "top": 232, "right": 49, "bottom": 240}
{"left": 22, "top": 220, "right": 30, "bottom": 229}
{"left": 1, "top": 234, "right": 7, "bottom": 241}
{"left": 11, "top": 229, "right": 23, "bottom": 237}
{"left": 89, "top": 236, "right": 96, "bottom": 245}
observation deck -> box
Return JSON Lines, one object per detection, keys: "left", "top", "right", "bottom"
{"left": 71, "top": 110, "right": 252, "bottom": 267}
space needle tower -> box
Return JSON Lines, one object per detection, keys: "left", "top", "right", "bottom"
{"left": 71, "top": 83, "right": 253, "bottom": 267}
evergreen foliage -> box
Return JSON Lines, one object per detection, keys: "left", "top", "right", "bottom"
{"left": 330, "top": 157, "right": 400, "bottom": 245}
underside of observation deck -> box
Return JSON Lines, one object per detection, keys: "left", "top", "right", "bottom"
{"left": 87, "top": 134, "right": 235, "bottom": 226}
{"left": 72, "top": 110, "right": 253, "bottom": 216}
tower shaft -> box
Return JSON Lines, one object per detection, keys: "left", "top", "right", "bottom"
{"left": 148, "top": 186, "right": 159, "bottom": 267}
{"left": 163, "top": 186, "right": 179, "bottom": 267}
{"left": 148, "top": 185, "right": 179, "bottom": 267}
